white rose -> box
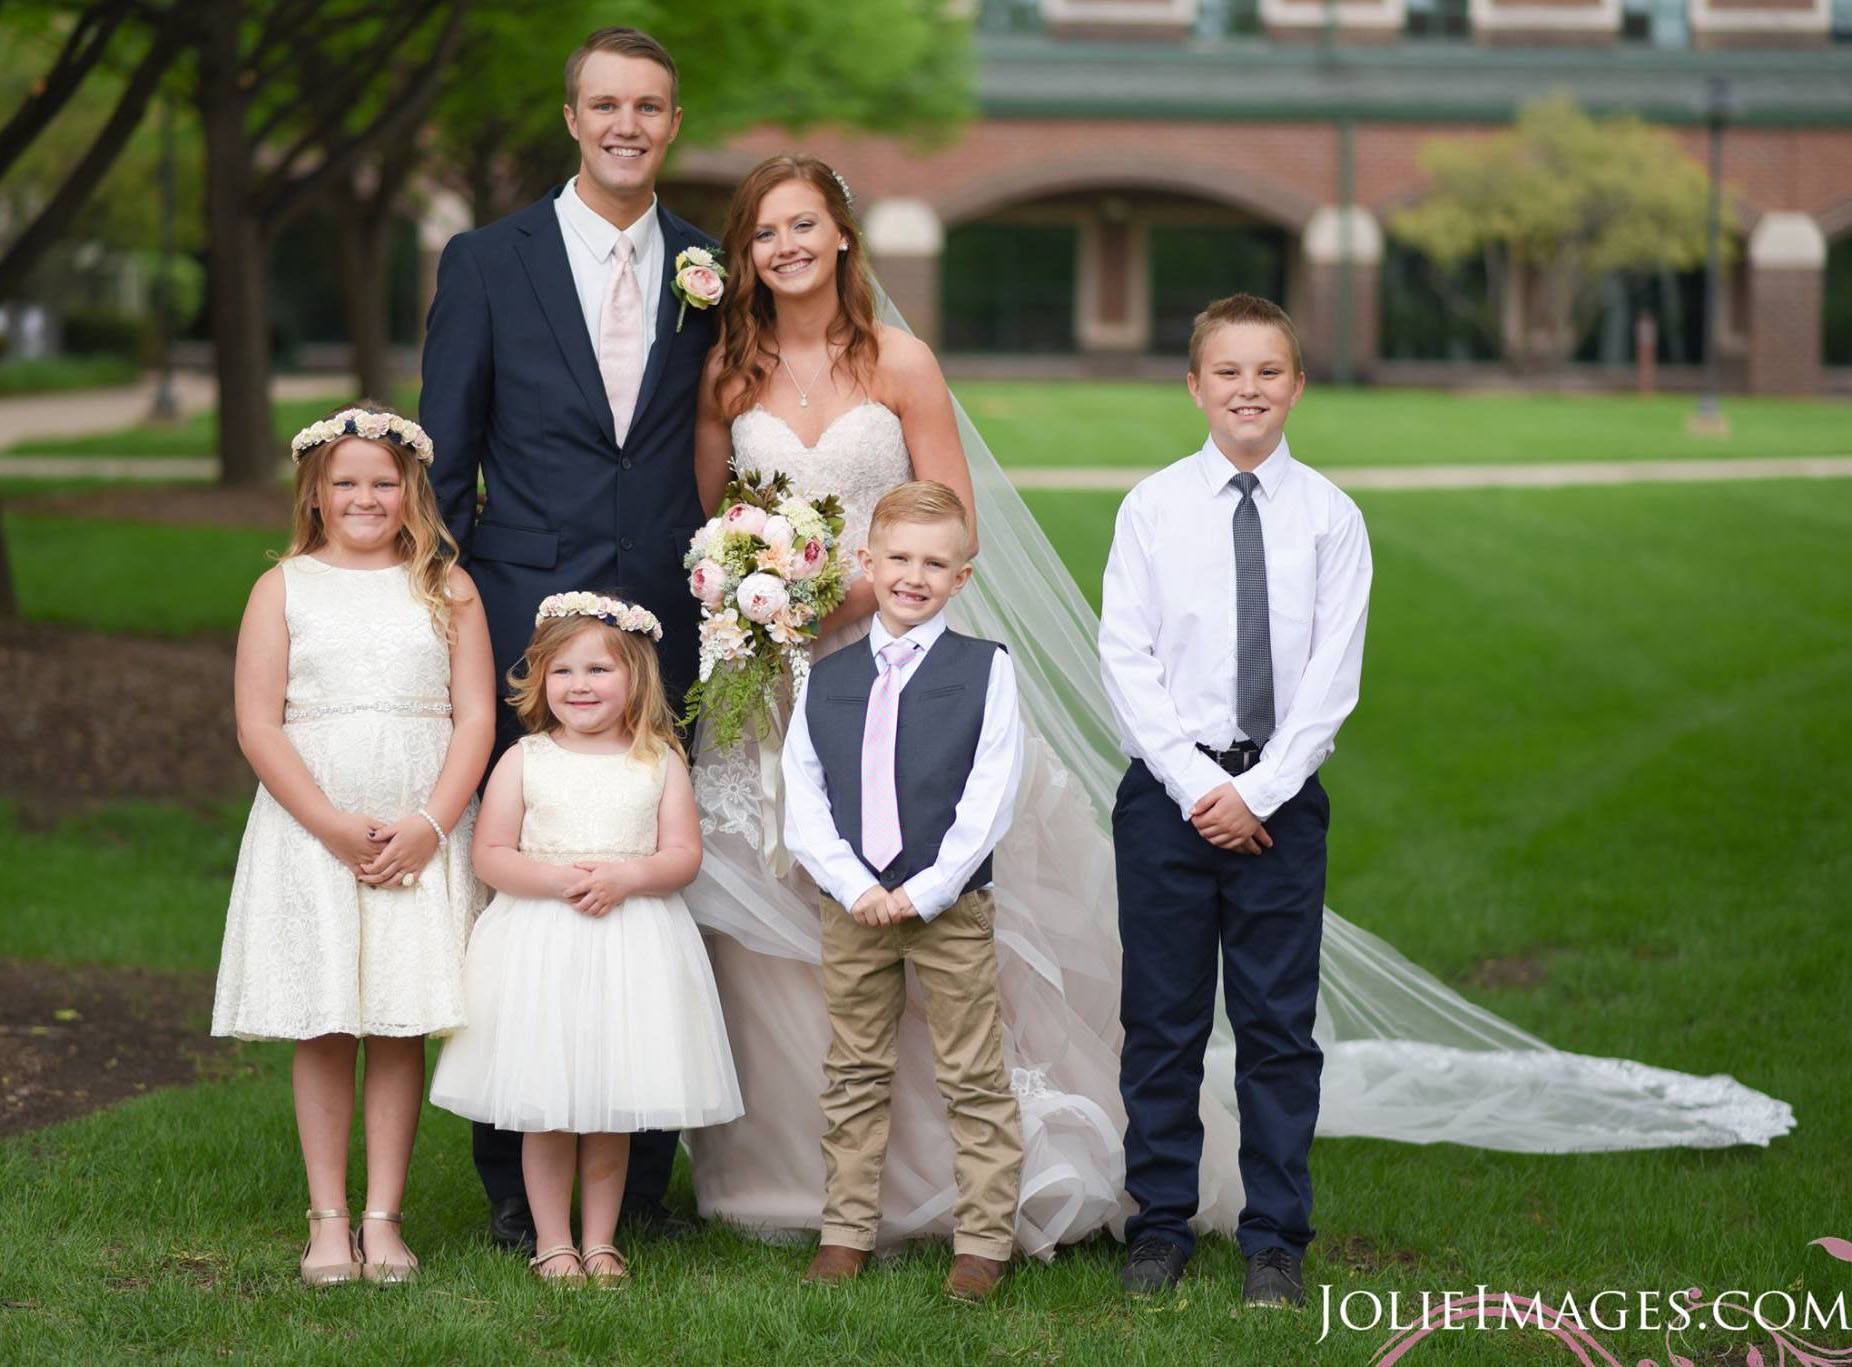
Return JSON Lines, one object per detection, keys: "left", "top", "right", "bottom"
{"left": 735, "top": 571, "right": 790, "bottom": 624}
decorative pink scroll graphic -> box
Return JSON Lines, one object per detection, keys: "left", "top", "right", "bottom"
{"left": 1366, "top": 1239, "right": 1852, "bottom": 1366}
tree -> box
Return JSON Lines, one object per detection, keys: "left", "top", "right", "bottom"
{"left": 1390, "top": 95, "right": 1726, "bottom": 369}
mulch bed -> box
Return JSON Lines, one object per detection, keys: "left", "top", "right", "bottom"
{"left": 0, "top": 621, "right": 248, "bottom": 819}
{"left": 11, "top": 485, "right": 290, "bottom": 529}
{"left": 0, "top": 959, "right": 232, "bottom": 1137}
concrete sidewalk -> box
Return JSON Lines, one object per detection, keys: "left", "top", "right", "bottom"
{"left": 6, "top": 451, "right": 1852, "bottom": 490}
{"left": 0, "top": 372, "right": 348, "bottom": 449}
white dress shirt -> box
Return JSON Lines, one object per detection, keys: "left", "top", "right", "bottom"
{"left": 1099, "top": 434, "right": 1371, "bottom": 822}
{"left": 553, "top": 177, "right": 662, "bottom": 356}
{"left": 783, "top": 611, "right": 1025, "bottom": 921}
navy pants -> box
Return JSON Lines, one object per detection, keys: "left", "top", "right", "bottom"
{"left": 1114, "top": 759, "right": 1328, "bottom": 1258}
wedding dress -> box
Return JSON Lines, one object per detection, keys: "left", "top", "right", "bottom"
{"left": 682, "top": 382, "right": 1792, "bottom": 1261}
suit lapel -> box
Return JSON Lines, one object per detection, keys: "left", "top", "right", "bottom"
{"left": 628, "top": 204, "right": 693, "bottom": 439}
{"left": 512, "top": 191, "right": 615, "bottom": 448}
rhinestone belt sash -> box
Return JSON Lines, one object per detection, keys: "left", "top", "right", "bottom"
{"left": 284, "top": 700, "right": 453, "bottom": 723}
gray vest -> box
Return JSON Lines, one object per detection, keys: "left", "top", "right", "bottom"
{"left": 804, "top": 629, "right": 1003, "bottom": 893}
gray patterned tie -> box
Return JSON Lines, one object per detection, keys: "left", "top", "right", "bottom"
{"left": 1232, "top": 471, "right": 1275, "bottom": 745}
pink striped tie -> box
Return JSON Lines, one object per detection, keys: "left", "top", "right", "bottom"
{"left": 861, "top": 640, "right": 920, "bottom": 871}
{"left": 597, "top": 232, "right": 645, "bottom": 445}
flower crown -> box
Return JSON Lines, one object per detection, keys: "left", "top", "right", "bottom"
{"left": 535, "top": 591, "right": 663, "bottom": 641}
{"left": 291, "top": 409, "right": 435, "bottom": 465}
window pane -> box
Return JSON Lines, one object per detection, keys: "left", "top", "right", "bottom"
{"left": 942, "top": 223, "right": 1079, "bottom": 353}
{"left": 1148, "top": 225, "right": 1289, "bottom": 353}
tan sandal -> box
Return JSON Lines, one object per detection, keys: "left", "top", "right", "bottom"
{"left": 581, "top": 1243, "right": 630, "bottom": 1288}
{"left": 529, "top": 1244, "right": 586, "bottom": 1285}
{"left": 299, "top": 1208, "right": 361, "bottom": 1287}
{"left": 358, "top": 1210, "right": 420, "bottom": 1285}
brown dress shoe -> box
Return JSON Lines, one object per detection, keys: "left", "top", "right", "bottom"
{"left": 944, "top": 1253, "right": 1008, "bottom": 1301}
{"left": 802, "top": 1244, "right": 869, "bottom": 1285}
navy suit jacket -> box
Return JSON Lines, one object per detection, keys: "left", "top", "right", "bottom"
{"left": 420, "top": 191, "right": 718, "bottom": 746}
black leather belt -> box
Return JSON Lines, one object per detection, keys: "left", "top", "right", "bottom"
{"left": 1197, "top": 741, "right": 1263, "bottom": 775}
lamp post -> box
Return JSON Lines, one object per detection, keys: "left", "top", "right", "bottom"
{"left": 149, "top": 95, "right": 178, "bottom": 422}
{"left": 1694, "top": 75, "right": 1732, "bottom": 434}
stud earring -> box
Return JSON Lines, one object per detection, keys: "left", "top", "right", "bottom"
{"left": 838, "top": 242, "right": 848, "bottom": 253}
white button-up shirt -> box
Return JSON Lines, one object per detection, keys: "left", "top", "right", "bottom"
{"left": 553, "top": 177, "right": 662, "bottom": 356}
{"left": 784, "top": 611, "right": 1025, "bottom": 921}
{"left": 1099, "top": 434, "right": 1371, "bottom": 822}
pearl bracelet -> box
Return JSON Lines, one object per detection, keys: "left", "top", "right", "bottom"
{"left": 416, "top": 808, "right": 448, "bottom": 849}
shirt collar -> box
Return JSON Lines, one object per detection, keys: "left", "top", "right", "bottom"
{"left": 560, "top": 177, "right": 660, "bottom": 265}
{"left": 1194, "top": 433, "right": 1294, "bottom": 501}
{"left": 869, "top": 609, "right": 947, "bottom": 660}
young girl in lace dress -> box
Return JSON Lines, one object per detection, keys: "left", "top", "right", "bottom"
{"left": 212, "top": 406, "right": 495, "bottom": 1286}
{"left": 429, "top": 595, "right": 742, "bottom": 1285}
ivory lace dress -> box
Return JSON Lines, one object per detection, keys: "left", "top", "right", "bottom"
{"left": 211, "top": 556, "right": 481, "bottom": 1041}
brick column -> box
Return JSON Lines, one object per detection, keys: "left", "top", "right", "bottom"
{"left": 1077, "top": 213, "right": 1151, "bottom": 355}
{"left": 1298, "top": 206, "right": 1382, "bottom": 382}
{"left": 864, "top": 198, "right": 944, "bottom": 349}
{"left": 1746, "top": 211, "right": 1827, "bottom": 395}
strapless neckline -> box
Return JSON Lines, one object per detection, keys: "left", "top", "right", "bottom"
{"left": 737, "top": 400, "right": 896, "bottom": 453}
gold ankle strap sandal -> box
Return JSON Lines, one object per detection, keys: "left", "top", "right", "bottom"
{"left": 300, "top": 1207, "right": 361, "bottom": 1288}
{"left": 358, "top": 1210, "right": 420, "bottom": 1285}
{"left": 580, "top": 1243, "right": 630, "bottom": 1288}
{"left": 529, "top": 1244, "right": 587, "bottom": 1285}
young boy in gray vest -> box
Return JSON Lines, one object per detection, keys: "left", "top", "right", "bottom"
{"left": 782, "top": 479, "right": 1026, "bottom": 1302}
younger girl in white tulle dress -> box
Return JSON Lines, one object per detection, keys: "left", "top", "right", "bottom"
{"left": 212, "top": 405, "right": 496, "bottom": 1286}
{"left": 430, "top": 593, "right": 742, "bottom": 1285}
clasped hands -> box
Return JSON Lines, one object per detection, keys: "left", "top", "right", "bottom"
{"left": 322, "top": 811, "right": 439, "bottom": 886}
{"left": 562, "top": 862, "right": 633, "bottom": 918}
{"left": 849, "top": 885, "right": 919, "bottom": 927}
{"left": 1192, "top": 783, "right": 1274, "bottom": 855}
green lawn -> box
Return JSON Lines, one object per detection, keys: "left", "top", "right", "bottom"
{"left": 8, "top": 382, "right": 1852, "bottom": 474}
{"left": 0, "top": 355, "right": 139, "bottom": 397}
{"left": 964, "top": 382, "right": 1852, "bottom": 468}
{"left": 2, "top": 482, "right": 1849, "bottom": 1361}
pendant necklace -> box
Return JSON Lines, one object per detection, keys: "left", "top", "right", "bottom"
{"left": 780, "top": 350, "right": 832, "bottom": 409}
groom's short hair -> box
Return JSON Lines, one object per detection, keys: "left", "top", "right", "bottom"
{"left": 565, "top": 27, "right": 679, "bottom": 110}
{"left": 1189, "top": 294, "right": 1303, "bottom": 377}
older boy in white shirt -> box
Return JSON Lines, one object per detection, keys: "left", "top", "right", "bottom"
{"left": 1100, "top": 294, "right": 1371, "bottom": 1307}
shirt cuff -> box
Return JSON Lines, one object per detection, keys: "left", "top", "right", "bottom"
{"left": 900, "top": 870, "right": 953, "bottom": 922}
{"left": 1173, "top": 753, "right": 1237, "bottom": 821}
{"left": 838, "top": 877, "right": 883, "bottom": 915}
{"left": 1230, "top": 768, "right": 1284, "bottom": 822}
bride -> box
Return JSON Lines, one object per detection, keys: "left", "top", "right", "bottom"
{"left": 681, "top": 154, "right": 1791, "bottom": 1261}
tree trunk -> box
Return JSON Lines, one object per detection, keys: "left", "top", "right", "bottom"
{"left": 197, "top": 5, "right": 276, "bottom": 489}
{"left": 0, "top": 503, "right": 17, "bottom": 619}
{"left": 332, "top": 179, "right": 396, "bottom": 402}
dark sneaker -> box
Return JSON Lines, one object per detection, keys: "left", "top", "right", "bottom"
{"left": 487, "top": 1196, "right": 537, "bottom": 1255}
{"left": 1242, "top": 1246, "right": 1305, "bottom": 1308}
{"left": 1120, "top": 1238, "right": 1190, "bottom": 1295}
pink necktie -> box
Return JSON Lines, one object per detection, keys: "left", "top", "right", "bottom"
{"left": 598, "top": 233, "right": 645, "bottom": 445}
{"left": 861, "top": 640, "right": 920, "bottom": 872}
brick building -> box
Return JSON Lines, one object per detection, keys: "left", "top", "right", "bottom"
{"left": 651, "top": 0, "right": 1852, "bottom": 393}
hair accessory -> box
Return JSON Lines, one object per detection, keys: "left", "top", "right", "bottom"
{"left": 829, "top": 168, "right": 855, "bottom": 209}
{"left": 290, "top": 409, "right": 435, "bottom": 465}
{"left": 535, "top": 591, "right": 664, "bottom": 641}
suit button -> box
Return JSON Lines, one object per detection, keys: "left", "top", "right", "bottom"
{"left": 621, "top": 457, "right": 633, "bottom": 470}
{"left": 621, "top": 537, "right": 634, "bottom": 551}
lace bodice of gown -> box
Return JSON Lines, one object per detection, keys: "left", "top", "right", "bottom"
{"left": 519, "top": 734, "right": 664, "bottom": 864}
{"left": 282, "top": 557, "right": 452, "bottom": 717}
{"left": 729, "top": 402, "right": 913, "bottom": 562}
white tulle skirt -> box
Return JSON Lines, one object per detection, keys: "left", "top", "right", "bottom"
{"left": 431, "top": 888, "right": 743, "bottom": 1134}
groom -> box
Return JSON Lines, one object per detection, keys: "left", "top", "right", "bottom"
{"left": 422, "top": 26, "right": 719, "bottom": 1251}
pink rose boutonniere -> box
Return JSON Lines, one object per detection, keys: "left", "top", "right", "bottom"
{"left": 672, "top": 245, "right": 725, "bottom": 332}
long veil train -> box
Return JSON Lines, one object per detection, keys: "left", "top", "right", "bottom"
{"left": 884, "top": 287, "right": 1791, "bottom": 1157}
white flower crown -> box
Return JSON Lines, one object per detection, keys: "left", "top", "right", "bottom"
{"left": 290, "top": 409, "right": 435, "bottom": 465}
{"left": 535, "top": 591, "right": 664, "bottom": 641}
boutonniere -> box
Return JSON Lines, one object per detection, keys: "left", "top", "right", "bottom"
{"left": 672, "top": 246, "right": 725, "bottom": 332}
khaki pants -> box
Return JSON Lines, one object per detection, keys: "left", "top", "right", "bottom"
{"left": 817, "top": 889, "right": 1023, "bottom": 1260}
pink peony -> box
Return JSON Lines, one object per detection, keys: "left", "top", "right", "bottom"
{"left": 723, "top": 502, "right": 768, "bottom": 536}
{"left": 791, "top": 537, "right": 829, "bottom": 580}
{"left": 677, "top": 264, "right": 724, "bottom": 306}
{"left": 687, "top": 558, "right": 725, "bottom": 607}
{"left": 735, "top": 572, "right": 789, "bottom": 624}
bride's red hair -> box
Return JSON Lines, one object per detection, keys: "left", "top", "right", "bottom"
{"left": 714, "top": 154, "right": 880, "bottom": 420}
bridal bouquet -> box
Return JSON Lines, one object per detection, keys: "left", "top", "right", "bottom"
{"left": 681, "top": 470, "right": 848, "bottom": 750}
